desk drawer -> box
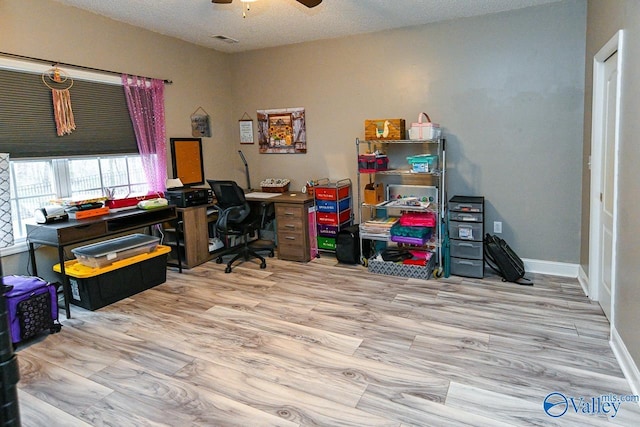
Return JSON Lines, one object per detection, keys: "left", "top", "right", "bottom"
{"left": 276, "top": 204, "right": 305, "bottom": 221}
{"left": 58, "top": 222, "right": 108, "bottom": 245}
{"left": 278, "top": 233, "right": 309, "bottom": 261}
{"left": 277, "top": 220, "right": 306, "bottom": 234}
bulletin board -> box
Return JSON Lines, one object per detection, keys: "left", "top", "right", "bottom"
{"left": 170, "top": 138, "right": 205, "bottom": 186}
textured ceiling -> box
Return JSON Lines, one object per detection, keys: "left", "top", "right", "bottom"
{"left": 52, "top": 0, "right": 562, "bottom": 53}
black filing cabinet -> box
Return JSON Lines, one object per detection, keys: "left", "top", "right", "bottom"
{"left": 448, "top": 196, "right": 485, "bottom": 278}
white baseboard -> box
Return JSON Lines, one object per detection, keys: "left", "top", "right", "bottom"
{"left": 522, "top": 258, "right": 579, "bottom": 278}
{"left": 577, "top": 265, "right": 590, "bottom": 297}
{"left": 611, "top": 326, "right": 640, "bottom": 397}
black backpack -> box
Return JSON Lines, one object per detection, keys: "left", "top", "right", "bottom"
{"left": 484, "top": 234, "right": 533, "bottom": 286}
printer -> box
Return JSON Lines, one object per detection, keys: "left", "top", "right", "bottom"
{"left": 34, "top": 205, "right": 69, "bottom": 224}
{"left": 165, "top": 188, "right": 209, "bottom": 208}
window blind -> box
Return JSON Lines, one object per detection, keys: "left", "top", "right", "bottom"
{"left": 0, "top": 68, "right": 137, "bottom": 158}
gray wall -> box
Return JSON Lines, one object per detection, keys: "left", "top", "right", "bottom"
{"left": 2, "top": 2, "right": 587, "bottom": 266}
{"left": 230, "top": 0, "right": 587, "bottom": 263}
{"left": 583, "top": 0, "right": 640, "bottom": 370}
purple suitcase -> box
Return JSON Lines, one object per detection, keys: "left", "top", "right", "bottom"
{"left": 2, "top": 275, "right": 61, "bottom": 344}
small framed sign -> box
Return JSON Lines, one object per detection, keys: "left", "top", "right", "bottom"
{"left": 239, "top": 112, "right": 254, "bottom": 144}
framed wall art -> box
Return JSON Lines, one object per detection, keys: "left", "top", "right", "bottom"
{"left": 239, "top": 112, "right": 254, "bottom": 144}
{"left": 190, "top": 107, "right": 211, "bottom": 138}
{"left": 257, "top": 107, "right": 306, "bottom": 154}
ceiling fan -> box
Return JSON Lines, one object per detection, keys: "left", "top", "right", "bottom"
{"left": 212, "top": 0, "right": 322, "bottom": 8}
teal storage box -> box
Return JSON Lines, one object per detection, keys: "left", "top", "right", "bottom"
{"left": 407, "top": 154, "right": 438, "bottom": 173}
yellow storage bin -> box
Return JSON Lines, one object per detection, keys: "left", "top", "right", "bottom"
{"left": 53, "top": 245, "right": 171, "bottom": 310}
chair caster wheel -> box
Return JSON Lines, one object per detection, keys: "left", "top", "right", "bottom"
{"left": 216, "top": 257, "right": 223, "bottom": 264}
{"left": 225, "top": 266, "right": 232, "bottom": 273}
{"left": 269, "top": 252, "right": 274, "bottom": 258}
{"left": 260, "top": 262, "right": 267, "bottom": 269}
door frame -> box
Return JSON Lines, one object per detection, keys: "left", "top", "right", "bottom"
{"left": 588, "top": 30, "right": 623, "bottom": 321}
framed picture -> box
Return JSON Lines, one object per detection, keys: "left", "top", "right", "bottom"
{"left": 257, "top": 107, "right": 306, "bottom": 154}
{"left": 239, "top": 118, "right": 254, "bottom": 144}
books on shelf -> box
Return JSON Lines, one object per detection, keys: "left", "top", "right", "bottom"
{"left": 360, "top": 217, "right": 398, "bottom": 238}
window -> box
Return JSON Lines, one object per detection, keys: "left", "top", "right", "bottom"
{"left": 1, "top": 58, "right": 148, "bottom": 246}
{"left": 10, "top": 155, "right": 148, "bottom": 241}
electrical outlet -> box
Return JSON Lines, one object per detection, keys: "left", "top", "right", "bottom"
{"left": 494, "top": 221, "right": 502, "bottom": 234}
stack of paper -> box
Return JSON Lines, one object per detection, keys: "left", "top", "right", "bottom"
{"left": 360, "top": 217, "right": 398, "bottom": 238}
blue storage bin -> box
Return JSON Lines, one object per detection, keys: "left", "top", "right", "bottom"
{"left": 316, "top": 197, "right": 351, "bottom": 213}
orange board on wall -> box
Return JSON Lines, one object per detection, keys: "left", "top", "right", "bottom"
{"left": 170, "top": 138, "right": 204, "bottom": 186}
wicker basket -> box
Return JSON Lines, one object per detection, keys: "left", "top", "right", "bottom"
{"left": 261, "top": 183, "right": 290, "bottom": 193}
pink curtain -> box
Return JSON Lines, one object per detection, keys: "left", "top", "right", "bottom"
{"left": 122, "top": 74, "right": 167, "bottom": 192}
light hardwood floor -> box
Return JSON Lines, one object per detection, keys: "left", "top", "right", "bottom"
{"left": 15, "top": 255, "right": 640, "bottom": 426}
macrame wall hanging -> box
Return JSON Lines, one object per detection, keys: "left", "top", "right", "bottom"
{"left": 42, "top": 66, "right": 76, "bottom": 136}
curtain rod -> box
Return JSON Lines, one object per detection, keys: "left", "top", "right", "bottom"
{"left": 0, "top": 51, "right": 173, "bottom": 84}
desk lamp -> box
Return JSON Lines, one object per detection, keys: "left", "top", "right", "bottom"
{"left": 238, "top": 150, "right": 251, "bottom": 190}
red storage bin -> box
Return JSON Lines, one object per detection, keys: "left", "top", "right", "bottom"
{"left": 317, "top": 209, "right": 351, "bottom": 225}
{"left": 315, "top": 185, "right": 350, "bottom": 201}
{"left": 358, "top": 155, "right": 388, "bottom": 173}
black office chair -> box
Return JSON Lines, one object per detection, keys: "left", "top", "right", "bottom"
{"left": 207, "top": 180, "right": 272, "bottom": 273}
{"left": 251, "top": 200, "right": 276, "bottom": 257}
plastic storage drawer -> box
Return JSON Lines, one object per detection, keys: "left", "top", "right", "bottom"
{"left": 54, "top": 245, "right": 170, "bottom": 310}
{"left": 317, "top": 223, "right": 351, "bottom": 237}
{"left": 449, "top": 211, "right": 483, "bottom": 222}
{"left": 449, "top": 196, "right": 484, "bottom": 213}
{"left": 450, "top": 257, "right": 484, "bottom": 279}
{"left": 317, "top": 209, "right": 351, "bottom": 225}
{"left": 316, "top": 198, "right": 351, "bottom": 213}
{"left": 450, "top": 240, "right": 484, "bottom": 259}
{"left": 449, "top": 221, "right": 483, "bottom": 241}
{"left": 317, "top": 236, "right": 336, "bottom": 251}
{"left": 315, "top": 185, "right": 350, "bottom": 201}
{"left": 72, "top": 233, "right": 160, "bottom": 268}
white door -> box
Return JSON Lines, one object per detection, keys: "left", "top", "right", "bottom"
{"left": 597, "top": 51, "right": 618, "bottom": 321}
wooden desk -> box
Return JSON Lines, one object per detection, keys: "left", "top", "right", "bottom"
{"left": 26, "top": 205, "right": 177, "bottom": 318}
{"left": 246, "top": 191, "right": 314, "bottom": 262}
{"left": 166, "top": 204, "right": 217, "bottom": 269}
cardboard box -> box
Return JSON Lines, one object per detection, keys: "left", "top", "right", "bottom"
{"left": 364, "top": 183, "right": 384, "bottom": 205}
{"left": 364, "top": 119, "right": 406, "bottom": 140}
